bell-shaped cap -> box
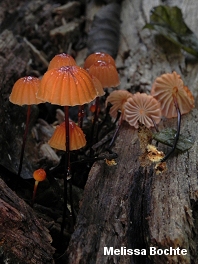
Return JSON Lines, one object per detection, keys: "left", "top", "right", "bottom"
{"left": 48, "top": 53, "right": 76, "bottom": 70}
{"left": 9, "top": 76, "right": 43, "bottom": 106}
{"left": 37, "top": 66, "right": 98, "bottom": 106}
{"left": 124, "top": 92, "right": 162, "bottom": 129}
{"left": 151, "top": 71, "right": 195, "bottom": 118}
{"left": 84, "top": 52, "right": 116, "bottom": 70}
{"left": 106, "top": 90, "right": 133, "bottom": 119}
{"left": 48, "top": 121, "right": 86, "bottom": 151}
{"left": 90, "top": 75, "right": 105, "bottom": 97}
{"left": 88, "top": 61, "right": 120, "bottom": 88}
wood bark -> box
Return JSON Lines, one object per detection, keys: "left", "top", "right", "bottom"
{"left": 67, "top": 0, "right": 198, "bottom": 263}
{"left": 0, "top": 178, "right": 55, "bottom": 264}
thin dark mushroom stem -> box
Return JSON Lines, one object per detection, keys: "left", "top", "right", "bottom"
{"left": 15, "top": 105, "right": 31, "bottom": 189}
{"left": 89, "top": 96, "right": 100, "bottom": 156}
{"left": 161, "top": 97, "right": 181, "bottom": 162}
{"left": 106, "top": 110, "right": 122, "bottom": 151}
{"left": 151, "top": 117, "right": 159, "bottom": 132}
{"left": 69, "top": 176, "right": 75, "bottom": 230}
{"left": 60, "top": 106, "right": 70, "bottom": 239}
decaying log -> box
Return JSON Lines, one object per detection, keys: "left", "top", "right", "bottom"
{"left": 67, "top": 0, "right": 198, "bottom": 263}
{"left": 0, "top": 178, "right": 55, "bottom": 263}
{"left": 67, "top": 111, "right": 198, "bottom": 264}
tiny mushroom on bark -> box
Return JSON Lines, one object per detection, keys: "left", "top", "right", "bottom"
{"left": 9, "top": 76, "right": 43, "bottom": 181}
{"left": 124, "top": 92, "right": 162, "bottom": 129}
{"left": 32, "top": 168, "right": 46, "bottom": 205}
{"left": 151, "top": 71, "right": 195, "bottom": 161}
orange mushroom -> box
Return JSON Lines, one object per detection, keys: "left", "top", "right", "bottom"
{"left": 86, "top": 60, "right": 120, "bottom": 151}
{"left": 9, "top": 76, "right": 43, "bottom": 182}
{"left": 84, "top": 52, "right": 116, "bottom": 70}
{"left": 48, "top": 53, "right": 76, "bottom": 70}
{"left": 37, "top": 65, "right": 97, "bottom": 237}
{"left": 88, "top": 61, "right": 120, "bottom": 88}
{"left": 32, "top": 168, "right": 46, "bottom": 205}
{"left": 151, "top": 71, "right": 195, "bottom": 161}
{"left": 124, "top": 92, "right": 162, "bottom": 129}
{"left": 48, "top": 121, "right": 86, "bottom": 151}
{"left": 37, "top": 66, "right": 98, "bottom": 105}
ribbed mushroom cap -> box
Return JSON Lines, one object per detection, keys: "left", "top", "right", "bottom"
{"left": 88, "top": 61, "right": 120, "bottom": 88}
{"left": 48, "top": 53, "right": 76, "bottom": 70}
{"left": 33, "top": 168, "right": 46, "bottom": 182}
{"left": 151, "top": 71, "right": 195, "bottom": 118}
{"left": 37, "top": 66, "right": 98, "bottom": 106}
{"left": 9, "top": 76, "right": 43, "bottom": 106}
{"left": 48, "top": 121, "right": 86, "bottom": 151}
{"left": 90, "top": 75, "right": 105, "bottom": 96}
{"left": 84, "top": 52, "right": 116, "bottom": 70}
{"left": 124, "top": 92, "right": 161, "bottom": 129}
{"left": 106, "top": 90, "right": 133, "bottom": 119}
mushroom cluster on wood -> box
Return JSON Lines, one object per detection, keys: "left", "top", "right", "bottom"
{"left": 37, "top": 60, "right": 98, "bottom": 238}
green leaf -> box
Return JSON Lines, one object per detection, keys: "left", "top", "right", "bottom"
{"left": 153, "top": 128, "right": 194, "bottom": 152}
{"left": 144, "top": 5, "right": 198, "bottom": 57}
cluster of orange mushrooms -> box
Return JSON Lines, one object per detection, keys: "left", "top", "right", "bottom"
{"left": 9, "top": 52, "right": 195, "bottom": 230}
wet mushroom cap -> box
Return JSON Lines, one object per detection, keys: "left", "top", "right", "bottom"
{"left": 106, "top": 90, "right": 133, "bottom": 119}
{"left": 84, "top": 52, "right": 116, "bottom": 70}
{"left": 124, "top": 92, "right": 161, "bottom": 129}
{"left": 9, "top": 76, "right": 43, "bottom": 105}
{"left": 33, "top": 168, "right": 46, "bottom": 182}
{"left": 48, "top": 121, "right": 86, "bottom": 151}
{"left": 88, "top": 61, "right": 120, "bottom": 88}
{"left": 151, "top": 71, "right": 195, "bottom": 118}
{"left": 37, "top": 66, "right": 98, "bottom": 106}
{"left": 90, "top": 75, "right": 105, "bottom": 96}
{"left": 48, "top": 53, "right": 76, "bottom": 70}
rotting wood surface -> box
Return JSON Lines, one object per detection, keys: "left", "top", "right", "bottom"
{"left": 67, "top": 111, "right": 198, "bottom": 264}
{"left": 67, "top": 0, "right": 198, "bottom": 263}
{"left": 0, "top": 178, "right": 55, "bottom": 263}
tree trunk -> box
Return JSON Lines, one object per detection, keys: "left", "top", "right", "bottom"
{"left": 67, "top": 0, "right": 198, "bottom": 263}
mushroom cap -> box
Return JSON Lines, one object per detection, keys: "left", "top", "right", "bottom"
{"left": 48, "top": 121, "right": 86, "bottom": 151}
{"left": 48, "top": 53, "right": 76, "bottom": 70}
{"left": 88, "top": 61, "right": 120, "bottom": 88}
{"left": 90, "top": 75, "right": 105, "bottom": 97}
{"left": 84, "top": 52, "right": 116, "bottom": 70}
{"left": 105, "top": 90, "right": 133, "bottom": 119}
{"left": 37, "top": 66, "right": 98, "bottom": 106}
{"left": 124, "top": 92, "right": 162, "bottom": 129}
{"left": 33, "top": 168, "right": 46, "bottom": 182}
{"left": 151, "top": 71, "right": 195, "bottom": 118}
{"left": 9, "top": 76, "right": 43, "bottom": 106}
